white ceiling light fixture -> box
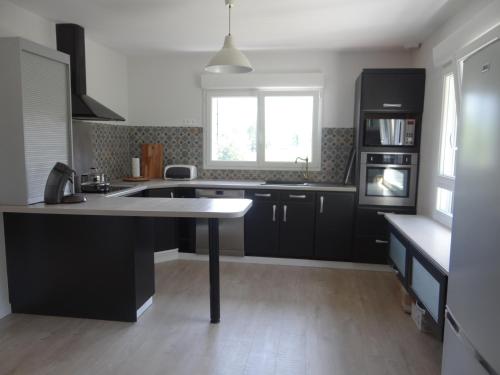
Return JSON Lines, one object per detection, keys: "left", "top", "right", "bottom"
{"left": 205, "top": 0, "right": 253, "bottom": 74}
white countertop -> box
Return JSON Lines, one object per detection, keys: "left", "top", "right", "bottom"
{"left": 111, "top": 179, "right": 357, "bottom": 193}
{"left": 0, "top": 179, "right": 354, "bottom": 219}
{"left": 385, "top": 213, "right": 451, "bottom": 274}
{"left": 0, "top": 194, "right": 252, "bottom": 219}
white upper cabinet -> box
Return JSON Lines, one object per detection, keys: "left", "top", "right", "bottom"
{"left": 0, "top": 38, "right": 72, "bottom": 205}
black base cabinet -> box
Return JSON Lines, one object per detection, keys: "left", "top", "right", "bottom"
{"left": 314, "top": 192, "right": 355, "bottom": 261}
{"left": 244, "top": 191, "right": 280, "bottom": 257}
{"left": 279, "top": 191, "right": 315, "bottom": 258}
{"left": 245, "top": 190, "right": 315, "bottom": 259}
{"left": 354, "top": 206, "right": 416, "bottom": 264}
{"left": 144, "top": 188, "right": 195, "bottom": 253}
{"left": 245, "top": 190, "right": 355, "bottom": 261}
{"left": 4, "top": 213, "right": 155, "bottom": 322}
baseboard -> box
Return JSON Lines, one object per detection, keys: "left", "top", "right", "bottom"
{"left": 175, "top": 252, "right": 391, "bottom": 272}
{"left": 136, "top": 297, "right": 153, "bottom": 319}
{"left": 154, "top": 249, "right": 179, "bottom": 264}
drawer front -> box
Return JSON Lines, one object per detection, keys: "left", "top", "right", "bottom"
{"left": 354, "top": 236, "right": 389, "bottom": 264}
{"left": 389, "top": 233, "right": 407, "bottom": 277}
{"left": 280, "top": 190, "right": 315, "bottom": 203}
{"left": 411, "top": 257, "right": 441, "bottom": 322}
{"left": 356, "top": 207, "right": 415, "bottom": 236}
{"left": 245, "top": 190, "right": 280, "bottom": 201}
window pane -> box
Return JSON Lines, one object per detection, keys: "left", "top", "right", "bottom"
{"left": 440, "top": 74, "right": 458, "bottom": 178}
{"left": 211, "top": 97, "right": 257, "bottom": 162}
{"left": 437, "top": 187, "right": 454, "bottom": 216}
{"left": 264, "top": 96, "right": 314, "bottom": 162}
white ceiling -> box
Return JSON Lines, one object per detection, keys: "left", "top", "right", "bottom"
{"left": 10, "top": 0, "right": 471, "bottom": 55}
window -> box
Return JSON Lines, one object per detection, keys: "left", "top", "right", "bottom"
{"left": 435, "top": 70, "right": 459, "bottom": 227}
{"left": 205, "top": 90, "right": 321, "bottom": 170}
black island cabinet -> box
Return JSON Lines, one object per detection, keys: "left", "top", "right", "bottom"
{"left": 4, "top": 213, "right": 155, "bottom": 322}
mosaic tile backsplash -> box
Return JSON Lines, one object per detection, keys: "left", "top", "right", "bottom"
{"left": 79, "top": 122, "right": 353, "bottom": 183}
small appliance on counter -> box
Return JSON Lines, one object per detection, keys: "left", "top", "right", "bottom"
{"left": 164, "top": 165, "right": 198, "bottom": 180}
{"left": 80, "top": 167, "right": 111, "bottom": 193}
{"left": 44, "top": 162, "right": 86, "bottom": 204}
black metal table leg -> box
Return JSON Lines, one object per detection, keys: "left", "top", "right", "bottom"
{"left": 208, "top": 218, "right": 220, "bottom": 323}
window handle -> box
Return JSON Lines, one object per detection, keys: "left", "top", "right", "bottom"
{"left": 272, "top": 204, "right": 276, "bottom": 222}
{"left": 283, "top": 205, "right": 287, "bottom": 223}
{"left": 320, "top": 196, "right": 324, "bottom": 214}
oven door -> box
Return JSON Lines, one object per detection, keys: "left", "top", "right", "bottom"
{"left": 359, "top": 164, "right": 417, "bottom": 207}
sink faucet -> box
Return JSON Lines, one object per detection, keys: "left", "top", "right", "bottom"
{"left": 295, "top": 157, "right": 310, "bottom": 181}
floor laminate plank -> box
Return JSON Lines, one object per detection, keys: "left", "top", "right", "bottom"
{"left": 0, "top": 260, "right": 442, "bottom": 375}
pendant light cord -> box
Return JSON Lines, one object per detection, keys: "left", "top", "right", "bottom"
{"left": 228, "top": 4, "right": 232, "bottom": 35}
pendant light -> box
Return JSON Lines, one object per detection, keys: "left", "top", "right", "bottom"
{"left": 205, "top": 0, "right": 253, "bottom": 74}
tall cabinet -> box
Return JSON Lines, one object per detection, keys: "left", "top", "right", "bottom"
{"left": 353, "top": 69, "right": 425, "bottom": 264}
{"left": 0, "top": 38, "right": 72, "bottom": 205}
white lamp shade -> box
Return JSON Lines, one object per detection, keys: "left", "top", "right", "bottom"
{"left": 205, "top": 35, "right": 253, "bottom": 74}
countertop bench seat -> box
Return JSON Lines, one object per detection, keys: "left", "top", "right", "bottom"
{"left": 384, "top": 213, "right": 451, "bottom": 275}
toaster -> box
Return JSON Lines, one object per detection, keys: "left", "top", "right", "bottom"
{"left": 163, "top": 165, "right": 198, "bottom": 180}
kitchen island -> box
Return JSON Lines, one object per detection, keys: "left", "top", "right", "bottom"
{"left": 0, "top": 194, "right": 252, "bottom": 324}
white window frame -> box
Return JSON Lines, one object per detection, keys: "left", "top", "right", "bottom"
{"left": 434, "top": 65, "right": 460, "bottom": 227}
{"left": 203, "top": 89, "right": 322, "bottom": 171}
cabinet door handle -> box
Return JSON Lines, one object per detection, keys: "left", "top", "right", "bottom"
{"left": 320, "top": 196, "right": 324, "bottom": 214}
{"left": 283, "top": 205, "right": 287, "bottom": 223}
{"left": 272, "top": 204, "right": 276, "bottom": 222}
{"left": 383, "top": 103, "right": 402, "bottom": 108}
{"left": 255, "top": 193, "right": 271, "bottom": 198}
{"left": 375, "top": 239, "right": 389, "bottom": 244}
{"left": 289, "top": 194, "right": 307, "bottom": 199}
{"left": 170, "top": 192, "right": 174, "bottom": 198}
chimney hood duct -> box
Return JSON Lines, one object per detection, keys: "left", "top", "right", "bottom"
{"left": 56, "top": 24, "right": 125, "bottom": 122}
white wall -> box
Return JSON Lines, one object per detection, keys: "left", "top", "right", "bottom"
{"left": 85, "top": 37, "right": 128, "bottom": 121}
{"left": 128, "top": 49, "right": 412, "bottom": 127}
{"left": 412, "top": 0, "right": 498, "bottom": 217}
{"left": 0, "top": 0, "right": 56, "bottom": 48}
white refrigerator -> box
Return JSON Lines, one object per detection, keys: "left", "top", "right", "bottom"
{"left": 441, "top": 40, "right": 500, "bottom": 374}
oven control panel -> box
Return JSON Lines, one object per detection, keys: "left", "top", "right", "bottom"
{"left": 364, "top": 153, "right": 418, "bottom": 165}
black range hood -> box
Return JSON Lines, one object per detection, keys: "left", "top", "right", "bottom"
{"left": 56, "top": 24, "right": 125, "bottom": 122}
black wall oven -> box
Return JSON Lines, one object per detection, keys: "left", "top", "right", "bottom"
{"left": 359, "top": 152, "right": 418, "bottom": 207}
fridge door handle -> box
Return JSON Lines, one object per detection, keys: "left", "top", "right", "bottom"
{"left": 446, "top": 307, "right": 499, "bottom": 375}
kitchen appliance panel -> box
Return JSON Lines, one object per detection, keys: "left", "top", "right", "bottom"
{"left": 443, "top": 40, "right": 500, "bottom": 374}
{"left": 195, "top": 189, "right": 245, "bottom": 256}
{"left": 364, "top": 118, "right": 416, "bottom": 146}
{"left": 442, "top": 319, "right": 490, "bottom": 375}
{"left": 359, "top": 152, "right": 418, "bottom": 207}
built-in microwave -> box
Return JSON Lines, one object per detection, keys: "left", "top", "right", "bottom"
{"left": 359, "top": 152, "right": 418, "bottom": 207}
{"left": 364, "top": 118, "right": 416, "bottom": 147}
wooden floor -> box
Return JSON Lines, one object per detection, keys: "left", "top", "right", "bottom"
{"left": 0, "top": 260, "right": 442, "bottom": 375}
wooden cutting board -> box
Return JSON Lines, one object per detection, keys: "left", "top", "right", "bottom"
{"left": 141, "top": 144, "right": 164, "bottom": 179}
